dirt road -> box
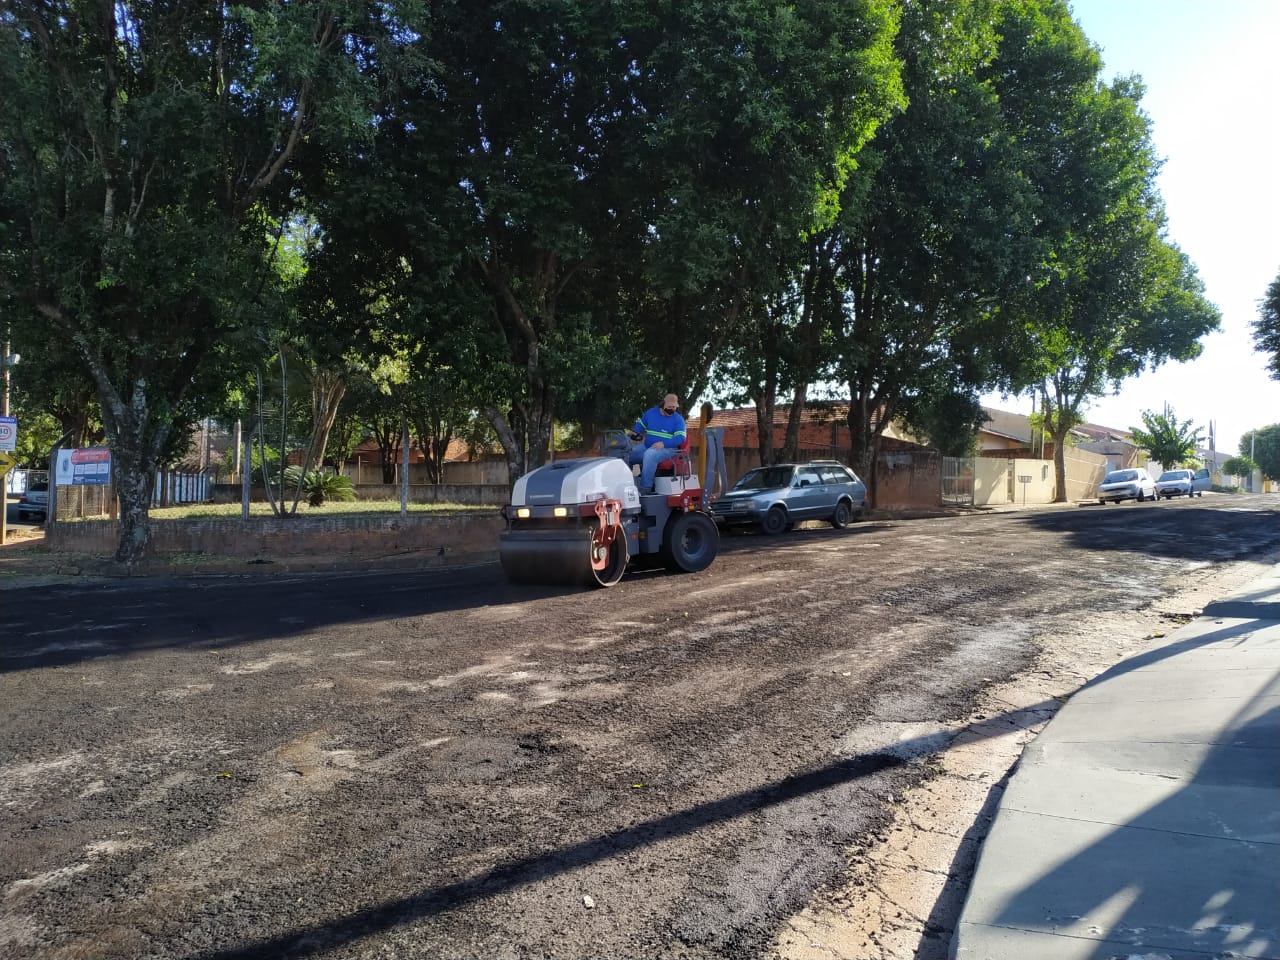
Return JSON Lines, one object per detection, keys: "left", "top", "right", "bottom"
{"left": 3, "top": 496, "right": 1277, "bottom": 960}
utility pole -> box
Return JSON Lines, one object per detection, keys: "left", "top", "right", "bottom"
{"left": 1, "top": 336, "right": 14, "bottom": 418}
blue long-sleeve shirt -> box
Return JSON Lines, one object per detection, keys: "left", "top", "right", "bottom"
{"left": 634, "top": 406, "right": 687, "bottom": 451}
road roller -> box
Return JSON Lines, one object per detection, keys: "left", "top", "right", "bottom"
{"left": 499, "top": 450, "right": 719, "bottom": 587}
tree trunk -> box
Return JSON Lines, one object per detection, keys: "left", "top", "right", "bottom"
{"left": 113, "top": 444, "right": 155, "bottom": 564}
{"left": 782, "top": 383, "right": 809, "bottom": 462}
{"left": 99, "top": 390, "right": 167, "bottom": 566}
{"left": 753, "top": 332, "right": 780, "bottom": 464}
{"left": 486, "top": 405, "right": 524, "bottom": 487}
{"left": 1052, "top": 427, "right": 1070, "bottom": 503}
{"left": 306, "top": 368, "right": 346, "bottom": 471}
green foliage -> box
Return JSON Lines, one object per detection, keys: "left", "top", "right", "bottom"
{"left": 807, "top": 0, "right": 1103, "bottom": 479}
{"left": 1220, "top": 456, "right": 1257, "bottom": 478}
{"left": 1240, "top": 426, "right": 1280, "bottom": 480}
{"left": 0, "top": 1, "right": 420, "bottom": 561}
{"left": 282, "top": 466, "right": 357, "bottom": 508}
{"left": 6, "top": 407, "right": 63, "bottom": 469}
{"left": 897, "top": 387, "right": 988, "bottom": 458}
{"left": 1254, "top": 270, "right": 1280, "bottom": 380}
{"left": 1129, "top": 409, "right": 1203, "bottom": 468}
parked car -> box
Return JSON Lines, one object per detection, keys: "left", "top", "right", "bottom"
{"left": 1191, "top": 467, "right": 1211, "bottom": 496}
{"left": 1153, "top": 467, "right": 1211, "bottom": 498}
{"left": 711, "top": 461, "right": 868, "bottom": 534}
{"left": 1097, "top": 468, "right": 1156, "bottom": 504}
{"left": 17, "top": 480, "right": 49, "bottom": 520}
{"left": 1154, "top": 468, "right": 1195, "bottom": 498}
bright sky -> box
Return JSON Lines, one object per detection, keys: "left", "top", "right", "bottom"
{"left": 986, "top": 0, "right": 1280, "bottom": 458}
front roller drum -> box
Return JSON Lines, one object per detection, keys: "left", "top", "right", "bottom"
{"left": 500, "top": 527, "right": 628, "bottom": 588}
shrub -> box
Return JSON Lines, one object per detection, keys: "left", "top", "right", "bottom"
{"left": 283, "top": 466, "right": 357, "bottom": 507}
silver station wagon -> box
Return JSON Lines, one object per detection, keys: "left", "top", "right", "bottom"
{"left": 711, "top": 461, "right": 868, "bottom": 534}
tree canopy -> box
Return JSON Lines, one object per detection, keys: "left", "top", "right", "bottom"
{"left": 1240, "top": 426, "right": 1280, "bottom": 481}
{"left": 1254, "top": 269, "right": 1280, "bottom": 380}
{"left": 1129, "top": 408, "right": 1203, "bottom": 469}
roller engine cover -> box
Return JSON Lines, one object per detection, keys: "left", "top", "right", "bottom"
{"left": 510, "top": 457, "right": 641, "bottom": 511}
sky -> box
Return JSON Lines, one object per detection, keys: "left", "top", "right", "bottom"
{"left": 984, "top": 0, "right": 1280, "bottom": 459}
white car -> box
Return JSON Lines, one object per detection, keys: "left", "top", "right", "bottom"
{"left": 1098, "top": 468, "right": 1157, "bottom": 504}
{"left": 1154, "top": 467, "right": 1211, "bottom": 498}
{"left": 1154, "top": 468, "right": 1196, "bottom": 498}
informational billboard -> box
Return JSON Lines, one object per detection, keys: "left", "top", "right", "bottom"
{"left": 55, "top": 446, "right": 112, "bottom": 486}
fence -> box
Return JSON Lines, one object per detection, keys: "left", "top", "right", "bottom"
{"left": 153, "top": 470, "right": 209, "bottom": 506}
{"left": 49, "top": 470, "right": 211, "bottom": 520}
{"left": 942, "top": 457, "right": 976, "bottom": 506}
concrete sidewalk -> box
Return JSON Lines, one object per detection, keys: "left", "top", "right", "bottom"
{"left": 952, "top": 565, "right": 1280, "bottom": 959}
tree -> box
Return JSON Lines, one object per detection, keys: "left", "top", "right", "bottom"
{"left": 1220, "top": 456, "right": 1257, "bottom": 480}
{"left": 995, "top": 22, "right": 1220, "bottom": 501}
{"left": 0, "top": 2, "right": 417, "bottom": 562}
{"left": 1128, "top": 408, "right": 1203, "bottom": 468}
{"left": 6, "top": 338, "right": 104, "bottom": 451}
{"left": 1253, "top": 269, "right": 1280, "bottom": 380}
{"left": 337, "top": 1, "right": 902, "bottom": 484}
{"left": 807, "top": 0, "right": 1073, "bottom": 496}
{"left": 1240, "top": 426, "right": 1280, "bottom": 481}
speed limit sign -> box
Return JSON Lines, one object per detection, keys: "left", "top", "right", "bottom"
{"left": 0, "top": 416, "right": 16, "bottom": 452}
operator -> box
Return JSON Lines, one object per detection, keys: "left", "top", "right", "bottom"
{"left": 629, "top": 393, "right": 686, "bottom": 494}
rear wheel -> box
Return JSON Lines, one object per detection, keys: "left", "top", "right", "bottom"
{"left": 760, "top": 506, "right": 788, "bottom": 535}
{"left": 661, "top": 511, "right": 719, "bottom": 573}
{"left": 830, "top": 500, "right": 853, "bottom": 529}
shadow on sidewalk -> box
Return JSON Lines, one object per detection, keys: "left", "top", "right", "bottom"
{"left": 984, "top": 669, "right": 1280, "bottom": 958}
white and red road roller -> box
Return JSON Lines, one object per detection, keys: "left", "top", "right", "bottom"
{"left": 499, "top": 438, "right": 719, "bottom": 588}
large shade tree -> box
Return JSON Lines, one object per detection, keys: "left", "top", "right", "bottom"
{"left": 0, "top": 1, "right": 420, "bottom": 562}
{"left": 782, "top": 0, "right": 1076, "bottom": 495}
{"left": 991, "top": 13, "right": 1219, "bottom": 500}
{"left": 1253, "top": 269, "right": 1280, "bottom": 379}
{"left": 340, "top": 0, "right": 903, "bottom": 483}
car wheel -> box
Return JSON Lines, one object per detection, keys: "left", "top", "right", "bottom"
{"left": 829, "top": 500, "right": 853, "bottom": 529}
{"left": 760, "top": 506, "right": 788, "bottom": 536}
{"left": 1098, "top": 498, "right": 1106, "bottom": 505}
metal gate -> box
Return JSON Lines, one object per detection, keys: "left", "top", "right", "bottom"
{"left": 941, "top": 456, "right": 975, "bottom": 506}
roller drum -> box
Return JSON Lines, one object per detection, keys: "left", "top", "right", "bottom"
{"left": 500, "top": 526, "right": 627, "bottom": 588}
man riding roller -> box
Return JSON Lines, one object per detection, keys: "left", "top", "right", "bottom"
{"left": 628, "top": 393, "right": 686, "bottom": 494}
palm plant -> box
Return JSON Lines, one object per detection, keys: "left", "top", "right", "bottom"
{"left": 282, "top": 466, "right": 357, "bottom": 507}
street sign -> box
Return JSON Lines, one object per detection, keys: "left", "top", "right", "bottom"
{"left": 0, "top": 415, "right": 16, "bottom": 452}
{"left": 0, "top": 450, "right": 14, "bottom": 473}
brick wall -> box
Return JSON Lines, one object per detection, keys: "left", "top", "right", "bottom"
{"left": 210, "top": 483, "right": 510, "bottom": 506}
{"left": 46, "top": 512, "right": 506, "bottom": 560}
